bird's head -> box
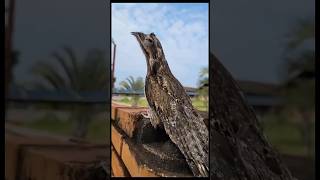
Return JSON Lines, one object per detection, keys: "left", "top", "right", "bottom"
{"left": 131, "top": 32, "right": 164, "bottom": 60}
{"left": 131, "top": 32, "right": 166, "bottom": 74}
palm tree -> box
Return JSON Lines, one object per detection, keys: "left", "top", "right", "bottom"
{"left": 286, "top": 19, "right": 315, "bottom": 50}
{"left": 198, "top": 67, "right": 208, "bottom": 86}
{"left": 8, "top": 50, "right": 21, "bottom": 90}
{"left": 31, "top": 46, "right": 109, "bottom": 138}
{"left": 282, "top": 18, "right": 315, "bottom": 157}
{"left": 119, "top": 76, "right": 144, "bottom": 107}
{"left": 197, "top": 67, "right": 208, "bottom": 111}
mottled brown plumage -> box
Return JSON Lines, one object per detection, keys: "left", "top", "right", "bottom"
{"left": 132, "top": 32, "right": 209, "bottom": 177}
{"left": 210, "top": 53, "right": 294, "bottom": 179}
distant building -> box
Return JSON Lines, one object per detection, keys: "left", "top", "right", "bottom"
{"left": 8, "top": 80, "right": 282, "bottom": 114}
{"left": 184, "top": 87, "right": 198, "bottom": 97}
{"left": 237, "top": 80, "right": 282, "bottom": 114}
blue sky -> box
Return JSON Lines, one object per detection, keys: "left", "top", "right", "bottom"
{"left": 12, "top": 0, "right": 313, "bottom": 88}
{"left": 112, "top": 3, "right": 208, "bottom": 88}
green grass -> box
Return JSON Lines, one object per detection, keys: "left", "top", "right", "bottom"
{"left": 114, "top": 96, "right": 208, "bottom": 111}
{"left": 115, "top": 96, "right": 149, "bottom": 107}
{"left": 261, "top": 114, "right": 315, "bottom": 156}
{"left": 191, "top": 98, "right": 208, "bottom": 111}
{"left": 17, "top": 113, "right": 109, "bottom": 143}
{"left": 14, "top": 104, "right": 313, "bottom": 157}
{"left": 87, "top": 118, "right": 110, "bottom": 143}
{"left": 263, "top": 122, "right": 306, "bottom": 155}
{"left": 22, "top": 114, "right": 72, "bottom": 136}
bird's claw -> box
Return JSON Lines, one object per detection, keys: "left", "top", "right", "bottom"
{"left": 141, "top": 111, "right": 150, "bottom": 119}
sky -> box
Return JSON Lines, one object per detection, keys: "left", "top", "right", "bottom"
{"left": 211, "top": 0, "right": 314, "bottom": 84}
{"left": 112, "top": 3, "right": 209, "bottom": 88}
{"left": 11, "top": 0, "right": 314, "bottom": 89}
{"left": 12, "top": 0, "right": 109, "bottom": 88}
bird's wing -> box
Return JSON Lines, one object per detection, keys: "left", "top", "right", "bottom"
{"left": 145, "top": 78, "right": 163, "bottom": 128}
{"left": 147, "top": 74, "right": 209, "bottom": 177}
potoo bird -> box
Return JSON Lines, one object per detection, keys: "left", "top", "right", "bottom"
{"left": 132, "top": 32, "right": 209, "bottom": 177}
{"left": 210, "top": 54, "right": 294, "bottom": 179}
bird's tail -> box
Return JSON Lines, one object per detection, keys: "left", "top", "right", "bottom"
{"left": 186, "top": 158, "right": 209, "bottom": 177}
{"left": 197, "top": 162, "right": 209, "bottom": 177}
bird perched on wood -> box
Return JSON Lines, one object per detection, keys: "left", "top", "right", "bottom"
{"left": 210, "top": 53, "right": 294, "bottom": 179}
{"left": 131, "top": 32, "right": 209, "bottom": 177}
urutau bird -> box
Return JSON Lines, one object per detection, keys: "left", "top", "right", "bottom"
{"left": 131, "top": 32, "right": 209, "bottom": 177}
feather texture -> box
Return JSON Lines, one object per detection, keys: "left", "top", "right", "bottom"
{"left": 145, "top": 61, "right": 209, "bottom": 177}
{"left": 132, "top": 32, "right": 209, "bottom": 177}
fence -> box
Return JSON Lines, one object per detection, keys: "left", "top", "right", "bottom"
{"left": 5, "top": 123, "right": 110, "bottom": 179}
{"left": 110, "top": 102, "right": 208, "bottom": 177}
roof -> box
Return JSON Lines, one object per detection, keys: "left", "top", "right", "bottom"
{"left": 7, "top": 80, "right": 282, "bottom": 106}
{"left": 8, "top": 89, "right": 109, "bottom": 103}
{"left": 237, "top": 80, "right": 279, "bottom": 96}
{"left": 245, "top": 94, "right": 282, "bottom": 107}
{"left": 187, "top": 80, "right": 279, "bottom": 96}
{"left": 184, "top": 86, "right": 198, "bottom": 92}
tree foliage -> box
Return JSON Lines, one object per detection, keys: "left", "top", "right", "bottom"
{"left": 282, "top": 18, "right": 315, "bottom": 157}
{"left": 119, "top": 76, "right": 144, "bottom": 107}
{"left": 31, "top": 46, "right": 109, "bottom": 138}
{"left": 197, "top": 67, "right": 208, "bottom": 111}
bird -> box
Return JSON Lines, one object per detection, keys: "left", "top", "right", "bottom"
{"left": 210, "top": 53, "right": 294, "bottom": 179}
{"left": 131, "top": 32, "right": 209, "bottom": 177}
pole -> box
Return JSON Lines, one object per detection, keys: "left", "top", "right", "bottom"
{"left": 5, "top": 0, "right": 16, "bottom": 121}
{"left": 111, "top": 38, "right": 116, "bottom": 90}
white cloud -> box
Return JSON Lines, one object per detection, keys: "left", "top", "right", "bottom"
{"left": 112, "top": 3, "right": 208, "bottom": 88}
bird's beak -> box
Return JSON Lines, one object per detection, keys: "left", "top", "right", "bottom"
{"left": 131, "top": 32, "right": 145, "bottom": 44}
{"left": 131, "top": 32, "right": 148, "bottom": 58}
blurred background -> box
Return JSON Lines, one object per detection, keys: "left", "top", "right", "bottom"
{"left": 5, "top": 0, "right": 110, "bottom": 142}
{"left": 5, "top": 0, "right": 111, "bottom": 178}
{"left": 211, "top": 0, "right": 315, "bottom": 179}
{"left": 4, "top": 0, "right": 315, "bottom": 179}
